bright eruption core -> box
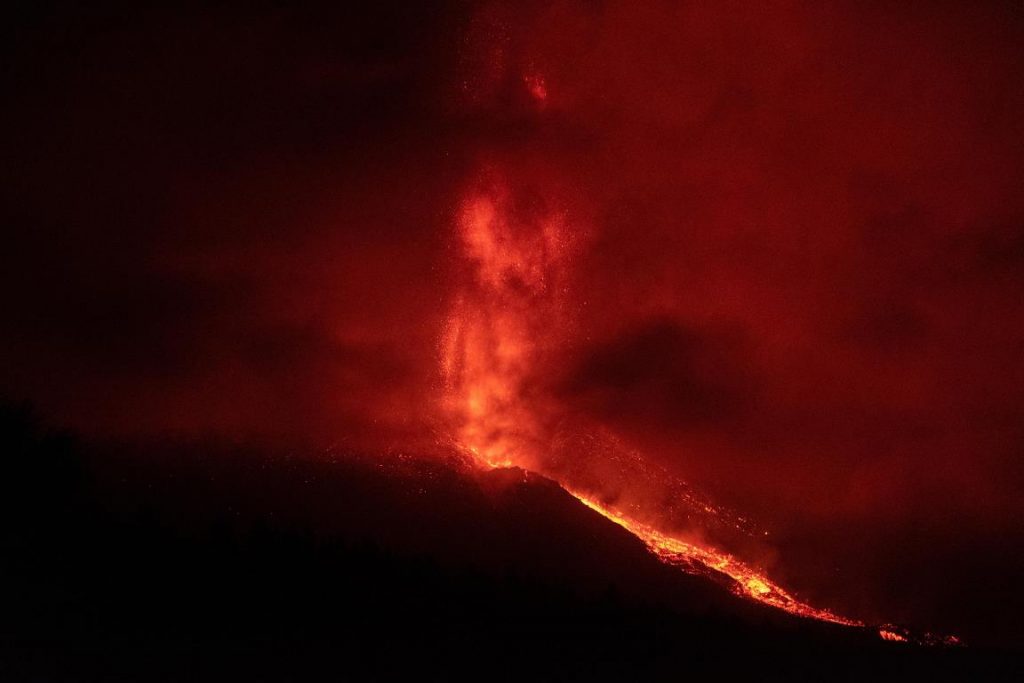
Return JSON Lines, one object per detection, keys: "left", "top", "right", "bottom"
{"left": 442, "top": 168, "right": 578, "bottom": 470}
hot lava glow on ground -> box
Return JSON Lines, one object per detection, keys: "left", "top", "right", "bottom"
{"left": 567, "top": 489, "right": 860, "bottom": 626}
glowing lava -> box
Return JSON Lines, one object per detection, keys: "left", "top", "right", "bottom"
{"left": 569, "top": 490, "right": 860, "bottom": 625}
{"left": 441, "top": 167, "right": 575, "bottom": 471}
{"left": 880, "top": 629, "right": 909, "bottom": 643}
{"left": 439, "top": 168, "right": 862, "bottom": 629}
{"left": 523, "top": 73, "right": 548, "bottom": 104}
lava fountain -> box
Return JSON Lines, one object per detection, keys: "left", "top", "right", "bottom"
{"left": 440, "top": 165, "right": 864, "bottom": 629}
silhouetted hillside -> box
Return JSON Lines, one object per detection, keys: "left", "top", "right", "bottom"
{"left": 0, "top": 403, "right": 1018, "bottom": 681}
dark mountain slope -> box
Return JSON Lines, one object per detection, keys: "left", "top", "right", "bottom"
{"left": 0, "top": 404, "right": 1017, "bottom": 681}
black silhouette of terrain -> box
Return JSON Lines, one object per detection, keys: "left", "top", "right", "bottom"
{"left": 0, "top": 403, "right": 1018, "bottom": 681}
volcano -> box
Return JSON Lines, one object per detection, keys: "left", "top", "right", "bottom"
{"left": 2, "top": 1, "right": 1024, "bottom": 679}
{"left": 0, "top": 406, "right": 1014, "bottom": 681}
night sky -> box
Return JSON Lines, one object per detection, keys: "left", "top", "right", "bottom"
{"left": 3, "top": 1, "right": 1024, "bottom": 648}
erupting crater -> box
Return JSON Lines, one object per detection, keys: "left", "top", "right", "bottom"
{"left": 438, "top": 163, "right": 955, "bottom": 646}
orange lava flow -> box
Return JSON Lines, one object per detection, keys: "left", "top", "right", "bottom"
{"left": 567, "top": 489, "right": 861, "bottom": 626}
{"left": 879, "top": 629, "right": 909, "bottom": 642}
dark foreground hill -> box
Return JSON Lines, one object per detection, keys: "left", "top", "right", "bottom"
{"left": 0, "top": 404, "right": 1018, "bottom": 681}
